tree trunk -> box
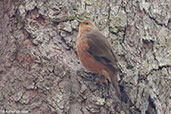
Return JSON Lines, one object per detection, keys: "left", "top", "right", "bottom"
{"left": 0, "top": 0, "right": 170, "bottom": 114}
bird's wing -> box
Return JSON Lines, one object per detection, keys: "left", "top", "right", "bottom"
{"left": 86, "top": 30, "right": 121, "bottom": 99}
{"left": 86, "top": 30, "right": 118, "bottom": 68}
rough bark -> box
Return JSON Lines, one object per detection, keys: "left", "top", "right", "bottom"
{"left": 0, "top": 0, "right": 170, "bottom": 114}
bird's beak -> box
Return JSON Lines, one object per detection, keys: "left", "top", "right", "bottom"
{"left": 76, "top": 19, "right": 82, "bottom": 25}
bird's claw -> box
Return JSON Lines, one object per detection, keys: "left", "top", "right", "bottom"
{"left": 76, "top": 70, "right": 96, "bottom": 81}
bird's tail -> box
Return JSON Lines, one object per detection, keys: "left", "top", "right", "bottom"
{"left": 108, "top": 67, "right": 121, "bottom": 100}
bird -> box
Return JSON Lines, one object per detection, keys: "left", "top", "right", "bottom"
{"left": 76, "top": 19, "right": 121, "bottom": 99}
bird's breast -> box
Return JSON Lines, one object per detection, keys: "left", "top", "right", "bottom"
{"left": 76, "top": 37, "right": 105, "bottom": 74}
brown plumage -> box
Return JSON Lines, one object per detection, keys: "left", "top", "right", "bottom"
{"left": 76, "top": 20, "right": 121, "bottom": 99}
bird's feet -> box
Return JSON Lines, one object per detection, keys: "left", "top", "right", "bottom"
{"left": 76, "top": 69, "right": 111, "bottom": 98}
{"left": 76, "top": 69, "right": 102, "bottom": 81}
{"left": 101, "top": 81, "right": 111, "bottom": 98}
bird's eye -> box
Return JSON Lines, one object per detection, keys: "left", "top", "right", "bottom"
{"left": 83, "top": 22, "right": 89, "bottom": 25}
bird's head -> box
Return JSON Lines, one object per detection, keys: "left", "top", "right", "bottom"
{"left": 78, "top": 20, "right": 96, "bottom": 34}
